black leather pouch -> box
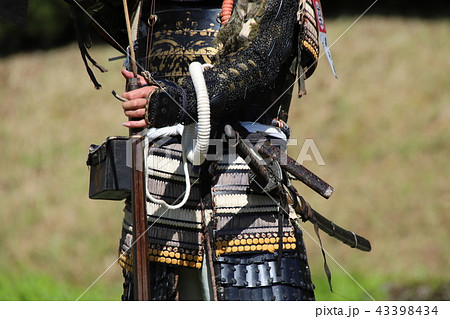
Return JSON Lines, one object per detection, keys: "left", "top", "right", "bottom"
{"left": 86, "top": 136, "right": 131, "bottom": 200}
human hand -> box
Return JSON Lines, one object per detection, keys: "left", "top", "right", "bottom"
{"left": 121, "top": 69, "right": 157, "bottom": 129}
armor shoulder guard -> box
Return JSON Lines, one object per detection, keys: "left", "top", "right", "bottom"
{"left": 68, "top": 0, "right": 140, "bottom": 51}
{"left": 65, "top": 0, "right": 140, "bottom": 88}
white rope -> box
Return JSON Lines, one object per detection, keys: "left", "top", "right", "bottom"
{"left": 144, "top": 136, "right": 192, "bottom": 210}
{"left": 182, "top": 62, "right": 211, "bottom": 166}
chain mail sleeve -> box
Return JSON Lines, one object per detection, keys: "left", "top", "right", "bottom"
{"left": 146, "top": 0, "right": 299, "bottom": 127}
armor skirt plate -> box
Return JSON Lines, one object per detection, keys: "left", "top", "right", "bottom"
{"left": 119, "top": 137, "right": 314, "bottom": 300}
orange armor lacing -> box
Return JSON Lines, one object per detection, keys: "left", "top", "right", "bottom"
{"left": 220, "top": 0, "right": 234, "bottom": 24}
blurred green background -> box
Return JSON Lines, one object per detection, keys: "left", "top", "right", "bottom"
{"left": 0, "top": 0, "right": 449, "bottom": 300}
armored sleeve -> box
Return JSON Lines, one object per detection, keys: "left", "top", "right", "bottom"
{"left": 146, "top": 0, "right": 299, "bottom": 128}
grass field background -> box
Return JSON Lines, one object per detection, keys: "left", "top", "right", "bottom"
{"left": 0, "top": 16, "right": 448, "bottom": 300}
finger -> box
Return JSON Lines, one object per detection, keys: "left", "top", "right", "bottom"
{"left": 122, "top": 85, "right": 156, "bottom": 101}
{"left": 122, "top": 119, "right": 148, "bottom": 129}
{"left": 121, "top": 69, "right": 134, "bottom": 79}
{"left": 121, "top": 69, "right": 148, "bottom": 87}
{"left": 124, "top": 108, "right": 146, "bottom": 118}
{"left": 122, "top": 98, "right": 147, "bottom": 111}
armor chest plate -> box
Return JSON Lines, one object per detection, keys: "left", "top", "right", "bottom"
{"left": 136, "top": 7, "right": 221, "bottom": 81}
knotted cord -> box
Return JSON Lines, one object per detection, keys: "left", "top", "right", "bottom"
{"left": 219, "top": 0, "right": 234, "bottom": 24}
